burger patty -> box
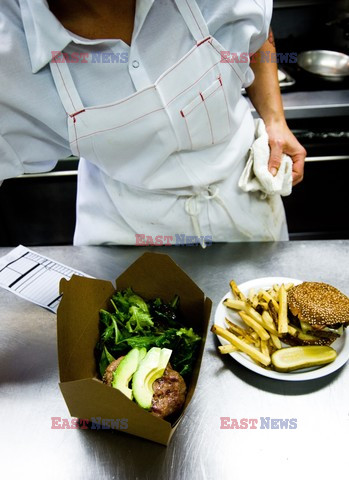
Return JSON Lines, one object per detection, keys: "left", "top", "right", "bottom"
{"left": 102, "top": 356, "right": 125, "bottom": 386}
{"left": 103, "top": 358, "right": 187, "bottom": 419}
{"left": 151, "top": 365, "right": 187, "bottom": 419}
{"left": 282, "top": 332, "right": 338, "bottom": 347}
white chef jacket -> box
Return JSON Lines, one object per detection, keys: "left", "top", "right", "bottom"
{"left": 0, "top": 0, "right": 282, "bottom": 245}
{"left": 0, "top": 0, "right": 271, "bottom": 178}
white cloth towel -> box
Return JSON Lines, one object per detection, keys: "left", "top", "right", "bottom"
{"left": 238, "top": 119, "right": 293, "bottom": 198}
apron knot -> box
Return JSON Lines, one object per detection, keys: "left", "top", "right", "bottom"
{"left": 185, "top": 185, "right": 253, "bottom": 247}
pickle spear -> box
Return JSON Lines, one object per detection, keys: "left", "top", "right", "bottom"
{"left": 271, "top": 346, "right": 337, "bottom": 372}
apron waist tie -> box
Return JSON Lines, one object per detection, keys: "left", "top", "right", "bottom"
{"left": 185, "top": 185, "right": 252, "bottom": 248}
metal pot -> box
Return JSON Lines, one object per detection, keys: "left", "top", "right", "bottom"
{"left": 297, "top": 50, "right": 349, "bottom": 82}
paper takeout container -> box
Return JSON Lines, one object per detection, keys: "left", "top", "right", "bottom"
{"left": 57, "top": 252, "right": 212, "bottom": 445}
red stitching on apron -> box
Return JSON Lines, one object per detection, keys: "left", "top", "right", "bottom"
{"left": 183, "top": 82, "right": 221, "bottom": 116}
{"left": 202, "top": 83, "right": 221, "bottom": 101}
{"left": 182, "top": 114, "right": 193, "bottom": 150}
{"left": 87, "top": 86, "right": 156, "bottom": 112}
{"left": 155, "top": 44, "right": 199, "bottom": 85}
{"left": 70, "top": 107, "right": 165, "bottom": 143}
{"left": 202, "top": 100, "right": 214, "bottom": 144}
{"left": 70, "top": 61, "right": 221, "bottom": 143}
{"left": 197, "top": 36, "right": 211, "bottom": 46}
{"left": 185, "top": 0, "right": 205, "bottom": 39}
{"left": 166, "top": 60, "right": 220, "bottom": 107}
{"left": 209, "top": 41, "right": 245, "bottom": 83}
{"left": 73, "top": 118, "right": 81, "bottom": 157}
{"left": 70, "top": 109, "right": 86, "bottom": 118}
{"left": 55, "top": 62, "right": 77, "bottom": 113}
{"left": 68, "top": 36, "right": 212, "bottom": 115}
{"left": 86, "top": 46, "right": 201, "bottom": 113}
{"left": 85, "top": 45, "right": 198, "bottom": 113}
{"left": 219, "top": 77, "right": 231, "bottom": 129}
{"left": 182, "top": 82, "right": 221, "bottom": 117}
{"left": 181, "top": 98, "right": 202, "bottom": 117}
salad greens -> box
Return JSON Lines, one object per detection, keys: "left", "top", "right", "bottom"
{"left": 96, "top": 288, "right": 201, "bottom": 379}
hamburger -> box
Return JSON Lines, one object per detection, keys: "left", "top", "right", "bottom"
{"left": 285, "top": 282, "right": 349, "bottom": 346}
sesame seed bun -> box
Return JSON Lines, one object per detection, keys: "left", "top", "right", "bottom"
{"left": 288, "top": 282, "right": 349, "bottom": 327}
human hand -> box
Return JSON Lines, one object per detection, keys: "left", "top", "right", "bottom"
{"left": 265, "top": 120, "right": 307, "bottom": 186}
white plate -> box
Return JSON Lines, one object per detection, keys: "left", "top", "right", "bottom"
{"left": 215, "top": 277, "right": 349, "bottom": 381}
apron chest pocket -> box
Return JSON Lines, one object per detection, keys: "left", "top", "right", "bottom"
{"left": 180, "top": 77, "right": 231, "bottom": 150}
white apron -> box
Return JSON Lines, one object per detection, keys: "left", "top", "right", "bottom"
{"left": 50, "top": 0, "right": 288, "bottom": 246}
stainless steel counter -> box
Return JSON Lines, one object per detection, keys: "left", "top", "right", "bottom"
{"left": 1, "top": 241, "right": 349, "bottom": 480}
{"left": 254, "top": 88, "right": 349, "bottom": 119}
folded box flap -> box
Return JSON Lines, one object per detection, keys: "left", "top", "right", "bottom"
{"left": 116, "top": 252, "right": 205, "bottom": 332}
{"left": 176, "top": 295, "right": 212, "bottom": 418}
{"left": 60, "top": 378, "right": 173, "bottom": 445}
{"left": 57, "top": 276, "right": 115, "bottom": 382}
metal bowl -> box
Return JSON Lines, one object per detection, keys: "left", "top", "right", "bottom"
{"left": 297, "top": 50, "right": 349, "bottom": 81}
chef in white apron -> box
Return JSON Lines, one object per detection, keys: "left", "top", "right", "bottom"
{"left": 1, "top": 0, "right": 305, "bottom": 246}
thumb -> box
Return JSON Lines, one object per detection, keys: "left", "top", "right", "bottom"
{"left": 268, "top": 140, "right": 283, "bottom": 176}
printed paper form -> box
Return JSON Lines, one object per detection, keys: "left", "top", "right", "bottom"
{"left": 0, "top": 245, "right": 91, "bottom": 313}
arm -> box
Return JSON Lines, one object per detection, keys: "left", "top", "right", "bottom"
{"left": 246, "top": 29, "right": 306, "bottom": 186}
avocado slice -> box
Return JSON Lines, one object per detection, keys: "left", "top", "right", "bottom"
{"left": 111, "top": 347, "right": 146, "bottom": 399}
{"left": 132, "top": 347, "right": 172, "bottom": 410}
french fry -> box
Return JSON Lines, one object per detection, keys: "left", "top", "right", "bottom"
{"left": 224, "top": 296, "right": 280, "bottom": 337}
{"left": 258, "top": 300, "right": 269, "bottom": 310}
{"left": 248, "top": 288, "right": 255, "bottom": 302}
{"left": 287, "top": 324, "right": 321, "bottom": 342}
{"left": 249, "top": 331, "right": 261, "bottom": 348}
{"left": 239, "top": 312, "right": 270, "bottom": 341}
{"left": 287, "top": 325, "right": 297, "bottom": 335}
{"left": 268, "top": 300, "right": 279, "bottom": 326}
{"left": 268, "top": 338, "right": 276, "bottom": 350}
{"left": 224, "top": 318, "right": 255, "bottom": 343}
{"left": 239, "top": 336, "right": 254, "bottom": 344}
{"left": 260, "top": 290, "right": 280, "bottom": 313}
{"left": 270, "top": 333, "right": 282, "bottom": 349}
{"left": 262, "top": 310, "right": 276, "bottom": 328}
{"left": 223, "top": 298, "right": 246, "bottom": 311}
{"left": 285, "top": 283, "right": 294, "bottom": 291}
{"left": 211, "top": 324, "right": 271, "bottom": 366}
{"left": 248, "top": 312, "right": 277, "bottom": 337}
{"left": 261, "top": 312, "right": 281, "bottom": 342}
{"left": 267, "top": 288, "right": 278, "bottom": 300}
{"left": 218, "top": 344, "right": 238, "bottom": 354}
{"left": 246, "top": 290, "right": 258, "bottom": 308}
{"left": 251, "top": 295, "right": 259, "bottom": 309}
{"left": 278, "top": 284, "right": 289, "bottom": 334}
{"left": 224, "top": 298, "right": 266, "bottom": 327}
{"left": 260, "top": 339, "right": 271, "bottom": 359}
{"left": 230, "top": 280, "right": 247, "bottom": 302}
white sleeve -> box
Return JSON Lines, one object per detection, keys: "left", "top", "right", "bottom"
{"left": 249, "top": 0, "right": 273, "bottom": 55}
{"left": 0, "top": 129, "right": 71, "bottom": 182}
{"left": 242, "top": 0, "right": 273, "bottom": 88}
{"left": 0, "top": 134, "right": 24, "bottom": 181}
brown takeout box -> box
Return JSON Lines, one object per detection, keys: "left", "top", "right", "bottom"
{"left": 57, "top": 252, "right": 212, "bottom": 445}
